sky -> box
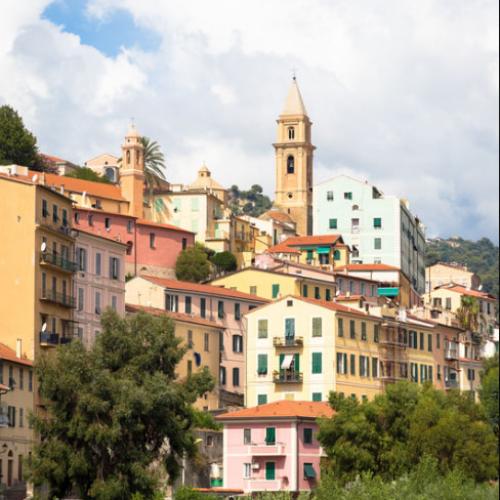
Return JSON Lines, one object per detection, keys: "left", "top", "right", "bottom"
{"left": 0, "top": 0, "right": 498, "bottom": 241}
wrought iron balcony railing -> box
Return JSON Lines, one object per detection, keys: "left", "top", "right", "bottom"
{"left": 40, "top": 252, "right": 77, "bottom": 273}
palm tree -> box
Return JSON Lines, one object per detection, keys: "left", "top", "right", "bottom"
{"left": 456, "top": 295, "right": 480, "bottom": 332}
{"left": 141, "top": 136, "right": 166, "bottom": 203}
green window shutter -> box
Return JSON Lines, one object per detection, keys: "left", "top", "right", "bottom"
{"left": 265, "top": 462, "right": 276, "bottom": 480}
{"left": 374, "top": 217, "right": 382, "bottom": 228}
{"left": 279, "top": 354, "right": 285, "bottom": 375}
{"left": 334, "top": 250, "right": 341, "bottom": 260}
{"left": 350, "top": 320, "right": 356, "bottom": 339}
{"left": 306, "top": 250, "right": 314, "bottom": 261}
{"left": 312, "top": 392, "right": 322, "bottom": 402}
{"left": 294, "top": 354, "right": 300, "bottom": 373}
{"left": 304, "top": 463, "right": 316, "bottom": 479}
{"left": 428, "top": 334, "right": 432, "bottom": 352}
{"left": 350, "top": 354, "right": 356, "bottom": 375}
{"left": 361, "top": 322, "right": 367, "bottom": 340}
{"left": 258, "top": 354, "right": 268, "bottom": 375}
{"left": 285, "top": 318, "right": 295, "bottom": 338}
{"left": 265, "top": 427, "right": 276, "bottom": 445}
{"left": 303, "top": 284, "right": 309, "bottom": 297}
{"left": 312, "top": 317, "right": 322, "bottom": 337}
{"left": 257, "top": 394, "right": 268, "bottom": 405}
{"left": 258, "top": 319, "right": 268, "bottom": 338}
{"left": 326, "top": 289, "right": 332, "bottom": 301}
{"left": 312, "top": 353, "right": 322, "bottom": 374}
{"left": 338, "top": 318, "right": 344, "bottom": 337}
{"left": 272, "top": 284, "right": 280, "bottom": 299}
{"left": 329, "top": 219, "right": 337, "bottom": 229}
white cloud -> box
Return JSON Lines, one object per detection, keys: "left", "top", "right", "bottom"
{"left": 0, "top": 0, "right": 498, "bottom": 240}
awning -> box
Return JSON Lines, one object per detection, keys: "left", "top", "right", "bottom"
{"left": 304, "top": 464, "right": 316, "bottom": 478}
{"left": 378, "top": 287, "right": 400, "bottom": 297}
{"left": 281, "top": 355, "right": 294, "bottom": 369}
{"left": 316, "top": 247, "right": 330, "bottom": 255}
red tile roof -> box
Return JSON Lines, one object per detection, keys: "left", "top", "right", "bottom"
{"left": 300, "top": 296, "right": 372, "bottom": 315}
{"left": 76, "top": 229, "right": 129, "bottom": 247}
{"left": 260, "top": 211, "right": 296, "bottom": 224}
{"left": 267, "top": 242, "right": 301, "bottom": 254}
{"left": 26, "top": 171, "right": 127, "bottom": 202}
{"left": 140, "top": 276, "right": 269, "bottom": 303}
{"left": 336, "top": 294, "right": 365, "bottom": 301}
{"left": 267, "top": 235, "right": 343, "bottom": 255}
{"left": 0, "top": 343, "right": 33, "bottom": 367}
{"left": 125, "top": 304, "right": 224, "bottom": 329}
{"left": 136, "top": 219, "right": 194, "bottom": 234}
{"left": 336, "top": 264, "right": 400, "bottom": 272}
{"left": 441, "top": 285, "right": 496, "bottom": 300}
{"left": 217, "top": 400, "right": 334, "bottom": 420}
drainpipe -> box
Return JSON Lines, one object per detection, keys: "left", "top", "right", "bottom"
{"left": 134, "top": 221, "right": 138, "bottom": 276}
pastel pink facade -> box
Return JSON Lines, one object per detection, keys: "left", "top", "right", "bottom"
{"left": 74, "top": 230, "right": 126, "bottom": 347}
{"left": 74, "top": 208, "right": 194, "bottom": 278}
{"left": 217, "top": 401, "right": 333, "bottom": 494}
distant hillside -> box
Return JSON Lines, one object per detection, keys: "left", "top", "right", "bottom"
{"left": 425, "top": 237, "right": 499, "bottom": 298}
{"left": 229, "top": 184, "right": 273, "bottom": 217}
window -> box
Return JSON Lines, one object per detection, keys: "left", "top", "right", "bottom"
{"left": 77, "top": 248, "right": 87, "bottom": 272}
{"left": 428, "top": 334, "right": 433, "bottom": 352}
{"left": 467, "top": 369, "right": 475, "bottom": 381}
{"left": 272, "top": 284, "right": 280, "bottom": 299}
{"left": 8, "top": 406, "right": 16, "bottom": 427}
{"left": 258, "top": 319, "right": 268, "bottom": 339}
{"left": 200, "top": 298, "right": 206, "bottom": 318}
{"left": 235, "top": 303, "right": 241, "bottom": 321}
{"left": 419, "top": 332, "right": 424, "bottom": 350}
{"left": 149, "top": 232, "right": 156, "bottom": 249}
{"left": 42, "top": 199, "right": 48, "bottom": 217}
{"left": 185, "top": 296, "right": 192, "bottom": 314}
{"left": 327, "top": 191, "right": 334, "bottom": 201}
{"left": 361, "top": 322, "right": 367, "bottom": 341}
{"left": 287, "top": 156, "right": 295, "bottom": 174}
{"left": 329, "top": 218, "right": 338, "bottom": 229}
{"left": 77, "top": 288, "right": 84, "bottom": 312}
{"left": 218, "top": 301, "right": 225, "bottom": 319}
{"left": 344, "top": 192, "right": 353, "bottom": 200}
{"left": 338, "top": 317, "right": 344, "bottom": 337}
{"left": 288, "top": 127, "right": 295, "bottom": 140}
{"left": 166, "top": 294, "right": 179, "bottom": 312}
{"left": 350, "top": 354, "right": 356, "bottom": 375}
{"left": 19, "top": 408, "right": 24, "bottom": 428}
{"left": 349, "top": 281, "right": 355, "bottom": 294}
{"left": 265, "top": 427, "right": 276, "bottom": 445}
{"left": 312, "top": 392, "right": 322, "bottom": 402}
{"left": 336, "top": 353, "right": 348, "bottom": 374}
{"left": 304, "top": 463, "right": 316, "bottom": 480}
{"left": 104, "top": 217, "right": 111, "bottom": 230}
{"left": 372, "top": 357, "right": 379, "bottom": 378}
{"left": 302, "top": 284, "right": 309, "bottom": 297}
{"left": 326, "top": 289, "right": 332, "bottom": 301}
{"left": 312, "top": 353, "right": 322, "bottom": 374}
{"left": 257, "top": 394, "right": 268, "bottom": 405}
{"left": 88, "top": 214, "right": 94, "bottom": 226}
{"left": 373, "top": 218, "right": 382, "bottom": 229}
{"left": 187, "top": 330, "right": 193, "bottom": 349}
{"left": 359, "top": 356, "right": 369, "bottom": 377}
{"left": 233, "top": 368, "right": 240, "bottom": 387}
{"left": 19, "top": 369, "right": 24, "bottom": 390}
{"left": 312, "top": 317, "right": 322, "bottom": 337}
{"left": 303, "top": 428, "right": 313, "bottom": 444}
{"left": 374, "top": 238, "right": 382, "bottom": 250}
{"left": 95, "top": 253, "right": 102, "bottom": 276}
{"left": 62, "top": 209, "right": 68, "bottom": 227}
{"left": 265, "top": 462, "right": 276, "bottom": 480}
{"left": 446, "top": 298, "right": 452, "bottom": 310}
{"left": 285, "top": 318, "right": 295, "bottom": 339}
{"left": 219, "top": 366, "right": 226, "bottom": 385}
{"left": 95, "top": 292, "right": 101, "bottom": 315}
{"left": 250, "top": 286, "right": 257, "bottom": 296}
{"left": 232, "top": 335, "right": 243, "bottom": 353}
{"left": 204, "top": 333, "right": 210, "bottom": 352}
{"left": 306, "top": 249, "right": 313, "bottom": 262}
{"left": 257, "top": 354, "right": 268, "bottom": 375}
{"left": 28, "top": 371, "right": 33, "bottom": 392}
{"left": 243, "top": 463, "right": 252, "bottom": 479}
{"left": 436, "top": 334, "right": 441, "bottom": 349}
{"left": 52, "top": 204, "right": 59, "bottom": 224}
{"left": 350, "top": 320, "right": 356, "bottom": 339}
{"left": 127, "top": 220, "right": 134, "bottom": 233}
{"left": 109, "top": 257, "right": 120, "bottom": 280}
{"left": 187, "top": 360, "right": 193, "bottom": 376}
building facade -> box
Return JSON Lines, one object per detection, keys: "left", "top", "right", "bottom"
{"left": 217, "top": 401, "right": 334, "bottom": 494}
{"left": 425, "top": 262, "right": 481, "bottom": 293}
{"left": 313, "top": 175, "right": 426, "bottom": 294}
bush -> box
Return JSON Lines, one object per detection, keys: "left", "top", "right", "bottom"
{"left": 176, "top": 244, "right": 212, "bottom": 282}
{"left": 211, "top": 251, "right": 238, "bottom": 273}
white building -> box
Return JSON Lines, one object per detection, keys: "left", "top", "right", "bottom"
{"left": 313, "top": 175, "right": 426, "bottom": 294}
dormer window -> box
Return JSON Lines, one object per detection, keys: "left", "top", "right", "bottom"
{"left": 288, "top": 127, "right": 295, "bottom": 140}
{"left": 287, "top": 156, "right": 295, "bottom": 174}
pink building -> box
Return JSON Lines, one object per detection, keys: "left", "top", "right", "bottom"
{"left": 74, "top": 230, "right": 127, "bottom": 347}
{"left": 217, "top": 401, "right": 334, "bottom": 494}
{"left": 74, "top": 207, "right": 194, "bottom": 279}
{"left": 125, "top": 276, "right": 269, "bottom": 405}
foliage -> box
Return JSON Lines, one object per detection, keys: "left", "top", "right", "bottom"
{"left": 480, "top": 354, "right": 499, "bottom": 437}
{"left": 425, "top": 237, "right": 499, "bottom": 298}
{"left": 211, "top": 251, "right": 238, "bottom": 274}
{"left": 229, "top": 184, "right": 273, "bottom": 217}
{"left": 318, "top": 382, "right": 498, "bottom": 484}
{"left": 66, "top": 166, "right": 111, "bottom": 184}
{"left": 174, "top": 486, "right": 219, "bottom": 499}
{"left": 315, "top": 456, "right": 499, "bottom": 500}
{"left": 456, "top": 295, "right": 480, "bottom": 332}
{"left": 141, "top": 136, "right": 166, "bottom": 197}
{"left": 175, "top": 243, "right": 212, "bottom": 283}
{"left": 29, "top": 310, "right": 214, "bottom": 500}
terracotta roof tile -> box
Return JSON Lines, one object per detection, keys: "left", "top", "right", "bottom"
{"left": 267, "top": 242, "right": 301, "bottom": 254}
{"left": 336, "top": 294, "right": 365, "bottom": 301}
{"left": 141, "top": 276, "right": 269, "bottom": 303}
{"left": 136, "top": 219, "right": 194, "bottom": 234}
{"left": 217, "top": 400, "right": 334, "bottom": 420}
{"left": 260, "top": 211, "right": 295, "bottom": 224}
{"left": 125, "top": 304, "right": 224, "bottom": 329}
{"left": 0, "top": 343, "right": 33, "bottom": 367}
{"left": 336, "top": 264, "right": 400, "bottom": 272}
{"left": 440, "top": 284, "right": 496, "bottom": 300}
{"left": 285, "top": 235, "right": 343, "bottom": 247}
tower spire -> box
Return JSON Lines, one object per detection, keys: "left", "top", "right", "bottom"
{"left": 281, "top": 77, "right": 308, "bottom": 117}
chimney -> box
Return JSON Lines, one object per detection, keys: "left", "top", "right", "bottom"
{"left": 16, "top": 339, "right": 22, "bottom": 359}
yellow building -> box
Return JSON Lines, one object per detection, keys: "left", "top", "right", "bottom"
{"left": 273, "top": 78, "right": 315, "bottom": 236}
{"left": 125, "top": 304, "right": 223, "bottom": 411}
{"left": 0, "top": 343, "right": 34, "bottom": 495}
{"left": 209, "top": 267, "right": 337, "bottom": 302}
{"left": 244, "top": 296, "right": 383, "bottom": 407}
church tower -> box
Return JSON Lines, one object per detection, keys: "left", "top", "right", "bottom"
{"left": 274, "top": 77, "right": 315, "bottom": 236}
{"left": 120, "top": 124, "right": 145, "bottom": 218}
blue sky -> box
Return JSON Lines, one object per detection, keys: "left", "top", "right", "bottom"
{"left": 1, "top": 0, "right": 498, "bottom": 241}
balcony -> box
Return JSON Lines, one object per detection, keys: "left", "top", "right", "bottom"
{"left": 250, "top": 443, "right": 286, "bottom": 456}
{"left": 273, "top": 336, "right": 304, "bottom": 348}
{"left": 444, "top": 348, "right": 459, "bottom": 360}
{"left": 273, "top": 371, "right": 303, "bottom": 384}
{"left": 40, "top": 290, "right": 76, "bottom": 308}
{"left": 40, "top": 252, "right": 77, "bottom": 273}
{"left": 39, "top": 331, "right": 60, "bottom": 346}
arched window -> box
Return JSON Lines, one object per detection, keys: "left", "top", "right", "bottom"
{"left": 288, "top": 127, "right": 295, "bottom": 140}
{"left": 105, "top": 167, "right": 116, "bottom": 183}
{"left": 352, "top": 205, "right": 359, "bottom": 211}
{"left": 287, "top": 156, "right": 295, "bottom": 174}
{"left": 126, "top": 150, "right": 131, "bottom": 165}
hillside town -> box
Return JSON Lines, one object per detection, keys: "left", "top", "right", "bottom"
{"left": 0, "top": 78, "right": 498, "bottom": 499}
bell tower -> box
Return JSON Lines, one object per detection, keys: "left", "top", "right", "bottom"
{"left": 274, "top": 77, "right": 315, "bottom": 236}
{"left": 120, "top": 124, "right": 145, "bottom": 218}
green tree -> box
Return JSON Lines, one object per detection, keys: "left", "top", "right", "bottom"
{"left": 141, "top": 136, "right": 166, "bottom": 200}
{"left": 318, "top": 382, "right": 498, "bottom": 484}
{"left": 480, "top": 354, "right": 499, "bottom": 436}
{"left": 211, "top": 251, "right": 238, "bottom": 274}
{"left": 456, "top": 295, "right": 480, "bottom": 332}
{"left": 29, "top": 310, "right": 214, "bottom": 499}
{"left": 0, "top": 105, "right": 38, "bottom": 167}
{"left": 66, "top": 166, "right": 111, "bottom": 184}
{"left": 175, "top": 243, "right": 212, "bottom": 283}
